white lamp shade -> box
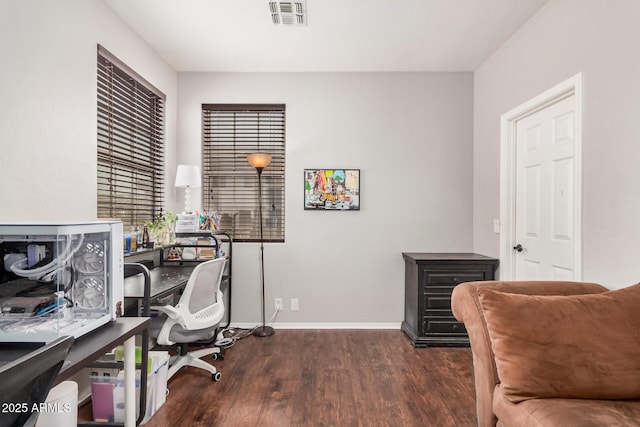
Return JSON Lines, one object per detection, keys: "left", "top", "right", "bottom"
{"left": 175, "top": 164, "right": 201, "bottom": 188}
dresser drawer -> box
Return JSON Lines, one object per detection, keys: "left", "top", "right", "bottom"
{"left": 423, "top": 317, "right": 467, "bottom": 335}
{"left": 424, "top": 271, "right": 486, "bottom": 286}
{"left": 424, "top": 286, "right": 454, "bottom": 310}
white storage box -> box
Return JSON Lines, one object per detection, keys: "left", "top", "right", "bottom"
{"left": 113, "top": 351, "right": 169, "bottom": 424}
{"left": 174, "top": 214, "right": 198, "bottom": 233}
{"left": 35, "top": 381, "right": 78, "bottom": 427}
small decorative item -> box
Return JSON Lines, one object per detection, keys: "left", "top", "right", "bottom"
{"left": 167, "top": 247, "right": 181, "bottom": 260}
{"left": 304, "top": 169, "right": 360, "bottom": 210}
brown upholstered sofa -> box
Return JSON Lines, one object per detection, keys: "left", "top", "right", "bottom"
{"left": 451, "top": 280, "right": 640, "bottom": 427}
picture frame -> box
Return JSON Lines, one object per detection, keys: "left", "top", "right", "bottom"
{"left": 304, "top": 169, "right": 360, "bottom": 210}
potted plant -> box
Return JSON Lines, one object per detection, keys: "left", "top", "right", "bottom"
{"left": 143, "top": 210, "right": 177, "bottom": 246}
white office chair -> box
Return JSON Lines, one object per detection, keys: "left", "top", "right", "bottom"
{"left": 150, "top": 257, "right": 227, "bottom": 381}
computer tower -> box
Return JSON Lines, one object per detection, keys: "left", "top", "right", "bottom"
{"left": 0, "top": 221, "right": 124, "bottom": 342}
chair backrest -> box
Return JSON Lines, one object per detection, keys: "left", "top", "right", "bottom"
{"left": 0, "top": 335, "right": 74, "bottom": 427}
{"left": 175, "top": 257, "right": 227, "bottom": 331}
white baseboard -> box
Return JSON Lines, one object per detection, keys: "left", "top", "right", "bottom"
{"left": 228, "top": 322, "right": 402, "bottom": 330}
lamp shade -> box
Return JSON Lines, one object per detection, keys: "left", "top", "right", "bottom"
{"left": 175, "top": 164, "right": 201, "bottom": 188}
{"left": 246, "top": 153, "right": 272, "bottom": 169}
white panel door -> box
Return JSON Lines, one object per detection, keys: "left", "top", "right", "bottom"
{"left": 514, "top": 95, "right": 576, "bottom": 280}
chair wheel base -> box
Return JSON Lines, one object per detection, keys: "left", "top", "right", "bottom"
{"left": 212, "top": 347, "right": 225, "bottom": 360}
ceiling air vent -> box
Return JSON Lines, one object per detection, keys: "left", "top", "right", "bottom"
{"left": 269, "top": 1, "right": 306, "bottom": 26}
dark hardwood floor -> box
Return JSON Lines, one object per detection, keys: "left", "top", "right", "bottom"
{"left": 144, "top": 329, "right": 477, "bottom": 427}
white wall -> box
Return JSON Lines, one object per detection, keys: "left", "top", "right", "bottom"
{"left": 178, "top": 72, "right": 474, "bottom": 326}
{"left": 0, "top": 1, "right": 475, "bottom": 326}
{"left": 0, "top": 0, "right": 177, "bottom": 221}
{"left": 473, "top": 0, "right": 640, "bottom": 289}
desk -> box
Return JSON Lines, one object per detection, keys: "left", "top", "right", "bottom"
{"left": 0, "top": 318, "right": 150, "bottom": 427}
{"left": 124, "top": 265, "right": 195, "bottom": 322}
{"left": 124, "top": 265, "right": 194, "bottom": 302}
{"left": 62, "top": 317, "right": 150, "bottom": 427}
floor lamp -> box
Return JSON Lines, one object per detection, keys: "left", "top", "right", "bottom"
{"left": 247, "top": 153, "right": 275, "bottom": 337}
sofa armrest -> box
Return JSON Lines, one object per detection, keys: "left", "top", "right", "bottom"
{"left": 451, "top": 280, "right": 608, "bottom": 427}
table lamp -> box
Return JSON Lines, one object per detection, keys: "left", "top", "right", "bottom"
{"left": 175, "top": 165, "right": 201, "bottom": 214}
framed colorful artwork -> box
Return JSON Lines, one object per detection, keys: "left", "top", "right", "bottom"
{"left": 304, "top": 169, "right": 360, "bottom": 210}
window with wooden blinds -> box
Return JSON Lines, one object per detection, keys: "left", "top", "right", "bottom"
{"left": 97, "top": 45, "right": 165, "bottom": 228}
{"left": 202, "top": 104, "right": 285, "bottom": 243}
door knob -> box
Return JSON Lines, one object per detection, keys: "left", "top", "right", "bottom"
{"left": 513, "top": 244, "right": 524, "bottom": 252}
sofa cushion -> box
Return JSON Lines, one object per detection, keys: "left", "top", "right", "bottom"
{"left": 477, "top": 283, "right": 640, "bottom": 403}
{"left": 493, "top": 386, "right": 640, "bottom": 427}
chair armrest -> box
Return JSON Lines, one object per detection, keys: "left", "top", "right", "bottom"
{"left": 151, "top": 305, "right": 180, "bottom": 346}
{"left": 151, "top": 304, "right": 180, "bottom": 320}
{"left": 452, "top": 282, "right": 500, "bottom": 427}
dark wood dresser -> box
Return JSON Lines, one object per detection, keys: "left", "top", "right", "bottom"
{"left": 401, "top": 252, "right": 499, "bottom": 347}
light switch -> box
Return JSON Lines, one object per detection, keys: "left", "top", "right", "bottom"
{"left": 493, "top": 219, "right": 500, "bottom": 234}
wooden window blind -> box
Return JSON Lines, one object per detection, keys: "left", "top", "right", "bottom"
{"left": 97, "top": 46, "right": 165, "bottom": 229}
{"left": 202, "top": 104, "right": 285, "bottom": 243}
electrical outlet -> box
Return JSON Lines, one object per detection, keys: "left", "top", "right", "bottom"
{"left": 274, "top": 298, "right": 283, "bottom": 310}
{"left": 290, "top": 298, "right": 299, "bottom": 311}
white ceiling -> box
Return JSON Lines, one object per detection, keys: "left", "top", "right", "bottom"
{"left": 105, "top": 0, "right": 549, "bottom": 72}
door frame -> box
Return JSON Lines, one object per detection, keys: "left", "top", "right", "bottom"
{"left": 499, "top": 73, "right": 583, "bottom": 280}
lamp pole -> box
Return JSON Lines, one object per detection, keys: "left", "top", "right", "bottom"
{"left": 247, "top": 153, "right": 274, "bottom": 337}
{"left": 253, "top": 166, "right": 274, "bottom": 336}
